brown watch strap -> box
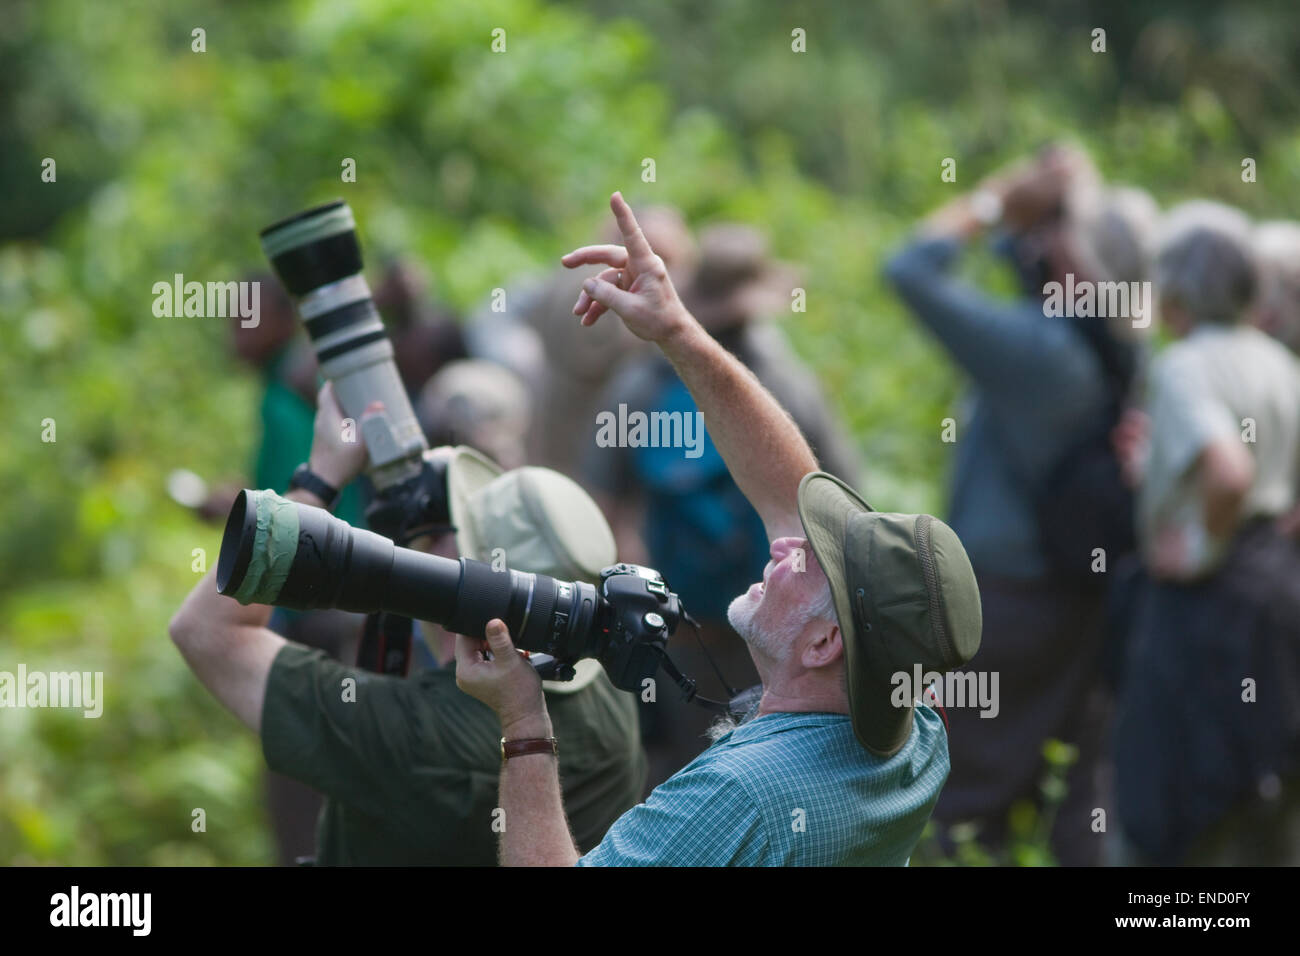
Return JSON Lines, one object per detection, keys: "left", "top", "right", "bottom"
{"left": 500, "top": 736, "right": 558, "bottom": 761}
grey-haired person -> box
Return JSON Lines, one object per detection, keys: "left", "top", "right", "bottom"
{"left": 1252, "top": 219, "right": 1300, "bottom": 357}
{"left": 169, "top": 383, "right": 646, "bottom": 865}
{"left": 1112, "top": 216, "right": 1300, "bottom": 864}
{"left": 453, "top": 193, "right": 982, "bottom": 866}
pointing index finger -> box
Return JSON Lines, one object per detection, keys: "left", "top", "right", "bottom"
{"left": 610, "top": 191, "right": 655, "bottom": 266}
{"left": 561, "top": 244, "right": 629, "bottom": 269}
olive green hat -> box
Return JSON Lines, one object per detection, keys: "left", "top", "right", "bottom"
{"left": 797, "top": 472, "right": 983, "bottom": 756}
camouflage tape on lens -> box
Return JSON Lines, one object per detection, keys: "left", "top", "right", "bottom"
{"left": 232, "top": 490, "right": 300, "bottom": 605}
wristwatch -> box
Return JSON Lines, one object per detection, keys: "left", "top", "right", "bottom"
{"left": 500, "top": 736, "right": 559, "bottom": 762}
{"left": 288, "top": 463, "right": 340, "bottom": 509}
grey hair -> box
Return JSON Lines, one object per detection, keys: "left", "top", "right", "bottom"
{"left": 1066, "top": 185, "right": 1161, "bottom": 339}
{"left": 1155, "top": 225, "right": 1258, "bottom": 327}
{"left": 706, "top": 714, "right": 738, "bottom": 743}
{"left": 797, "top": 576, "right": 847, "bottom": 699}
{"left": 1157, "top": 199, "right": 1253, "bottom": 251}
{"left": 1252, "top": 221, "right": 1300, "bottom": 350}
{"left": 806, "top": 577, "right": 838, "bottom": 628}
{"left": 1254, "top": 221, "right": 1300, "bottom": 276}
{"left": 1071, "top": 185, "right": 1161, "bottom": 286}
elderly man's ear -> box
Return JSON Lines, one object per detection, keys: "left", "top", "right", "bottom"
{"left": 801, "top": 624, "right": 842, "bottom": 670}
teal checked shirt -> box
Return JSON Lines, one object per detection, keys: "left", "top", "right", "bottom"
{"left": 576, "top": 707, "right": 949, "bottom": 866}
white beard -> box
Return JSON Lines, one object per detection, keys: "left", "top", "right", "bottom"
{"left": 726, "top": 590, "right": 759, "bottom": 641}
{"left": 728, "top": 589, "right": 793, "bottom": 662}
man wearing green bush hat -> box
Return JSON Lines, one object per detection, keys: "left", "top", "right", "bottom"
{"left": 170, "top": 384, "right": 646, "bottom": 865}
{"left": 455, "top": 193, "right": 983, "bottom": 866}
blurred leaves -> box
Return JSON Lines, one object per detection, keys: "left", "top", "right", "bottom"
{"left": 911, "top": 738, "right": 1078, "bottom": 866}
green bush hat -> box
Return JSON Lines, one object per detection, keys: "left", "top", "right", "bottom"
{"left": 449, "top": 456, "right": 619, "bottom": 693}
{"left": 797, "top": 471, "right": 983, "bottom": 756}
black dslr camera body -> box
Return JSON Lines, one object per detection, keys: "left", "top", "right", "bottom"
{"left": 597, "top": 563, "right": 681, "bottom": 691}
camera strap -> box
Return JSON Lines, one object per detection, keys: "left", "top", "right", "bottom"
{"left": 657, "top": 653, "right": 731, "bottom": 713}
{"left": 356, "top": 612, "right": 413, "bottom": 676}
{"left": 654, "top": 611, "right": 741, "bottom": 713}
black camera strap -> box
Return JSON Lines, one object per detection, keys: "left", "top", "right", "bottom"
{"left": 658, "top": 653, "right": 730, "bottom": 713}
{"left": 654, "top": 611, "right": 742, "bottom": 714}
{"left": 356, "top": 612, "right": 413, "bottom": 676}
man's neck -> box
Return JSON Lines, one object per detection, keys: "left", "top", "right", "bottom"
{"left": 755, "top": 667, "right": 850, "bottom": 719}
{"left": 756, "top": 691, "right": 850, "bottom": 719}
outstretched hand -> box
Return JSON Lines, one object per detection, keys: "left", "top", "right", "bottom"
{"left": 561, "top": 192, "right": 693, "bottom": 345}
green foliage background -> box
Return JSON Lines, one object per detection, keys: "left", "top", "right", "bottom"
{"left": 1, "top": 0, "right": 1296, "bottom": 864}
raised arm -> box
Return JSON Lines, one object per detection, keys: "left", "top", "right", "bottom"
{"left": 563, "top": 192, "right": 817, "bottom": 540}
{"left": 169, "top": 382, "right": 374, "bottom": 732}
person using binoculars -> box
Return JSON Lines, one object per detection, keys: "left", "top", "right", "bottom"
{"left": 169, "top": 384, "right": 646, "bottom": 865}
{"left": 453, "top": 193, "right": 984, "bottom": 866}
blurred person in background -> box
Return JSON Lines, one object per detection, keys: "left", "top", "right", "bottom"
{"left": 1251, "top": 220, "right": 1300, "bottom": 356}
{"left": 170, "top": 384, "right": 646, "bottom": 865}
{"left": 1112, "top": 218, "right": 1300, "bottom": 865}
{"left": 583, "top": 222, "right": 860, "bottom": 789}
{"left": 464, "top": 206, "right": 697, "bottom": 479}
{"left": 417, "top": 359, "right": 532, "bottom": 471}
{"left": 885, "top": 144, "right": 1159, "bottom": 865}
{"left": 372, "top": 258, "right": 469, "bottom": 398}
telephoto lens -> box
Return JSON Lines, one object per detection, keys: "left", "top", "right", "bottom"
{"left": 216, "top": 489, "right": 682, "bottom": 691}
{"left": 259, "top": 201, "right": 427, "bottom": 489}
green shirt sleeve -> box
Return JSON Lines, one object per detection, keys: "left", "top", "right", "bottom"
{"left": 260, "top": 644, "right": 501, "bottom": 832}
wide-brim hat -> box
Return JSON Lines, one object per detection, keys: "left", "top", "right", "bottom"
{"left": 797, "top": 472, "right": 983, "bottom": 756}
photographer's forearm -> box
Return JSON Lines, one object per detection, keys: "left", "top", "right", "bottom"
{"left": 168, "top": 487, "right": 327, "bottom": 732}
{"left": 497, "top": 713, "right": 580, "bottom": 867}
{"left": 659, "top": 318, "right": 817, "bottom": 540}
{"left": 169, "top": 568, "right": 285, "bottom": 733}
